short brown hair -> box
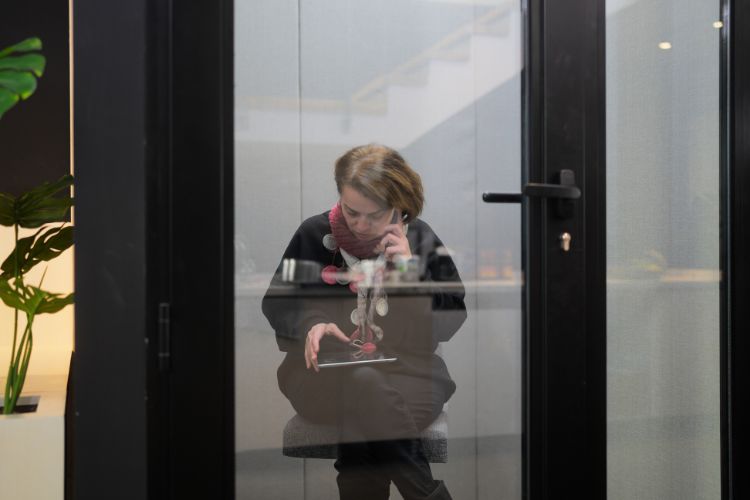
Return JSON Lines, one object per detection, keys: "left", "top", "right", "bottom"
{"left": 334, "top": 144, "right": 424, "bottom": 223}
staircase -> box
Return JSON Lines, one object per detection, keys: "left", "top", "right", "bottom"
{"left": 236, "top": 3, "right": 521, "bottom": 149}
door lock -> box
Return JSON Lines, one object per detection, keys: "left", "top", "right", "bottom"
{"left": 559, "top": 232, "right": 572, "bottom": 252}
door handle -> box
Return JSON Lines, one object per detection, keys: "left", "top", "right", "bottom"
{"left": 482, "top": 169, "right": 580, "bottom": 218}
{"left": 523, "top": 182, "right": 580, "bottom": 199}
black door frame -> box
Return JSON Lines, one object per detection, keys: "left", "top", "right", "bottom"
{"left": 727, "top": 0, "right": 750, "bottom": 498}
{"left": 144, "top": 0, "right": 235, "bottom": 498}
{"left": 71, "top": 0, "right": 750, "bottom": 499}
{"left": 523, "top": 0, "right": 606, "bottom": 498}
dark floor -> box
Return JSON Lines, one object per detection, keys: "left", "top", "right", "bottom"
{"left": 236, "top": 434, "right": 522, "bottom": 500}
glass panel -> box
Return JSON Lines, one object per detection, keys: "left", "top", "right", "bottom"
{"left": 606, "top": 1, "right": 721, "bottom": 498}
{"left": 235, "top": 1, "right": 523, "bottom": 498}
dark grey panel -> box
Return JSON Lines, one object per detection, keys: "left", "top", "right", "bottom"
{"left": 72, "top": 0, "right": 148, "bottom": 498}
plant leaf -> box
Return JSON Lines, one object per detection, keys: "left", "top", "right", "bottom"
{"left": 4, "top": 175, "right": 74, "bottom": 229}
{"left": 0, "top": 227, "right": 43, "bottom": 279}
{"left": 0, "top": 280, "right": 25, "bottom": 310}
{"left": 0, "top": 193, "right": 14, "bottom": 226}
{"left": 21, "top": 285, "right": 47, "bottom": 316}
{"left": 0, "top": 226, "right": 72, "bottom": 280}
{"left": 27, "top": 226, "right": 73, "bottom": 271}
{"left": 16, "top": 197, "right": 74, "bottom": 228}
{"left": 0, "top": 87, "right": 20, "bottom": 120}
{"left": 0, "top": 281, "right": 69, "bottom": 316}
{"left": 0, "top": 38, "right": 44, "bottom": 119}
{"left": 0, "top": 71, "right": 37, "bottom": 99}
{"left": 0, "top": 38, "right": 42, "bottom": 58}
{"left": 0, "top": 54, "right": 46, "bottom": 77}
{"left": 16, "top": 174, "right": 72, "bottom": 202}
{"left": 16, "top": 174, "right": 73, "bottom": 207}
{"left": 36, "top": 292, "right": 74, "bottom": 315}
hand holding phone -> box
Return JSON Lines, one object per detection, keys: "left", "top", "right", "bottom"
{"left": 375, "top": 209, "right": 411, "bottom": 259}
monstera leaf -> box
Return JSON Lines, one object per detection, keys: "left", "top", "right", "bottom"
{"left": 0, "top": 225, "right": 73, "bottom": 280}
{"left": 0, "top": 37, "right": 45, "bottom": 119}
{"left": 0, "top": 174, "right": 73, "bottom": 228}
{"left": 0, "top": 279, "right": 74, "bottom": 317}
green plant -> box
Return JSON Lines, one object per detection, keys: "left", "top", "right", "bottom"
{"left": 0, "top": 37, "right": 74, "bottom": 414}
{"left": 0, "top": 37, "right": 45, "bottom": 119}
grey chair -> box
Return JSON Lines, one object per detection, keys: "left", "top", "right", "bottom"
{"left": 282, "top": 412, "right": 448, "bottom": 463}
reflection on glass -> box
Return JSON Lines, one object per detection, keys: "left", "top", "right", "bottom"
{"left": 262, "top": 145, "right": 465, "bottom": 498}
{"left": 235, "top": 1, "right": 523, "bottom": 498}
{"left": 606, "top": 0, "right": 721, "bottom": 499}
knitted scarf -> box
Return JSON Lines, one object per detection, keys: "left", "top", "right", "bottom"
{"left": 328, "top": 203, "right": 382, "bottom": 259}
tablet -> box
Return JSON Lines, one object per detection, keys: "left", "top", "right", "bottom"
{"left": 317, "top": 350, "right": 397, "bottom": 368}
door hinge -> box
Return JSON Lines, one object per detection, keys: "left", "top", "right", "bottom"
{"left": 158, "top": 302, "right": 171, "bottom": 371}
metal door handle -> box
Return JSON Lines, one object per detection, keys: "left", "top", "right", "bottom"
{"left": 482, "top": 169, "right": 580, "bottom": 202}
{"left": 482, "top": 184, "right": 580, "bottom": 203}
{"left": 523, "top": 182, "right": 580, "bottom": 199}
{"left": 482, "top": 169, "right": 580, "bottom": 218}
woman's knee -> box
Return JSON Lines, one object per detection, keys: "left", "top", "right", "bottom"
{"left": 346, "top": 366, "right": 388, "bottom": 393}
{"left": 344, "top": 367, "right": 411, "bottom": 413}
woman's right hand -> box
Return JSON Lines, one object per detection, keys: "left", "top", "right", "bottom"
{"left": 305, "top": 322, "right": 351, "bottom": 372}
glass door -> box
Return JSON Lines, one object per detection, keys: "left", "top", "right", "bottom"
{"left": 74, "top": 0, "right": 735, "bottom": 497}
{"left": 605, "top": 1, "right": 724, "bottom": 498}
{"left": 234, "top": 1, "right": 525, "bottom": 498}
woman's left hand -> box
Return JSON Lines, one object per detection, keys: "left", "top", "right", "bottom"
{"left": 375, "top": 223, "right": 411, "bottom": 260}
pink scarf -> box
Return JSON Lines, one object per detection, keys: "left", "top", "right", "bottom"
{"left": 328, "top": 203, "right": 382, "bottom": 259}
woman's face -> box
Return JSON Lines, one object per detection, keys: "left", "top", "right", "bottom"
{"left": 339, "top": 185, "right": 395, "bottom": 240}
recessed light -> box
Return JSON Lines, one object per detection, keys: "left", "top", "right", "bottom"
{"left": 713, "top": 21, "right": 723, "bottom": 28}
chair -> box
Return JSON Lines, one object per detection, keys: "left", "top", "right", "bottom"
{"left": 282, "top": 412, "right": 448, "bottom": 463}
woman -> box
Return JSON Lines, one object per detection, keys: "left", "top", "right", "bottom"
{"left": 262, "top": 144, "right": 466, "bottom": 500}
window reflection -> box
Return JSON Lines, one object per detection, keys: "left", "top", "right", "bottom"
{"left": 235, "top": 1, "right": 523, "bottom": 498}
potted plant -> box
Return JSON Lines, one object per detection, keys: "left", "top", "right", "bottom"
{"left": 0, "top": 37, "right": 74, "bottom": 414}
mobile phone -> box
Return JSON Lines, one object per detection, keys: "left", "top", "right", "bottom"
{"left": 380, "top": 209, "right": 399, "bottom": 240}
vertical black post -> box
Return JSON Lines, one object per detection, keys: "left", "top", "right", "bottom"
{"left": 73, "top": 0, "right": 149, "bottom": 498}
{"left": 152, "top": 0, "right": 235, "bottom": 498}
{"left": 524, "top": 0, "right": 606, "bottom": 498}
{"left": 145, "top": 0, "right": 173, "bottom": 497}
{"left": 728, "top": 0, "right": 750, "bottom": 498}
{"left": 720, "top": 0, "right": 729, "bottom": 498}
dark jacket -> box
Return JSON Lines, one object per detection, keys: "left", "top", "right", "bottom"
{"left": 262, "top": 211, "right": 467, "bottom": 397}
